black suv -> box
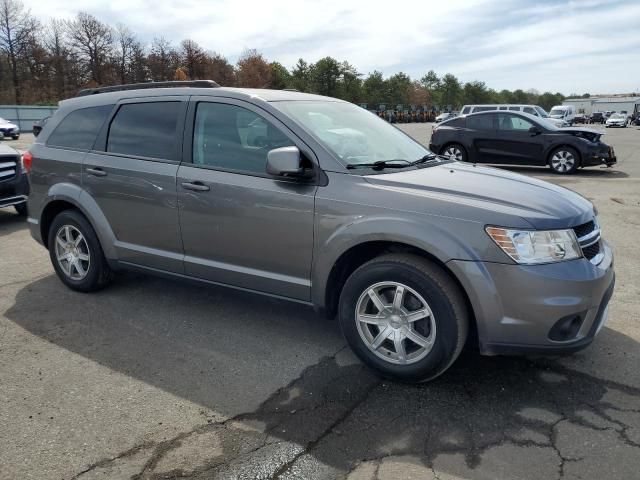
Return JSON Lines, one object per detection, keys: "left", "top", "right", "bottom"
{"left": 0, "top": 143, "right": 29, "bottom": 215}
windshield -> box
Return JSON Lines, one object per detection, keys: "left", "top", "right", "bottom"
{"left": 272, "top": 101, "right": 430, "bottom": 166}
{"left": 610, "top": 113, "right": 625, "bottom": 119}
{"left": 549, "top": 108, "right": 566, "bottom": 116}
{"left": 534, "top": 106, "right": 549, "bottom": 118}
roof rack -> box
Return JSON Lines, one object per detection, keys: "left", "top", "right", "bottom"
{"left": 76, "top": 80, "right": 220, "bottom": 97}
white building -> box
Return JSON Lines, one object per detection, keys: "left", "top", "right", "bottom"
{"left": 564, "top": 95, "right": 640, "bottom": 115}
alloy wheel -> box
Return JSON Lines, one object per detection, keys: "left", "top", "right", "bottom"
{"left": 54, "top": 225, "right": 91, "bottom": 280}
{"left": 355, "top": 281, "right": 436, "bottom": 365}
{"left": 443, "top": 146, "right": 463, "bottom": 162}
{"left": 551, "top": 150, "right": 576, "bottom": 173}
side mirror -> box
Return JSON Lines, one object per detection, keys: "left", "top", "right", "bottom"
{"left": 529, "top": 126, "right": 542, "bottom": 136}
{"left": 266, "top": 146, "right": 311, "bottom": 179}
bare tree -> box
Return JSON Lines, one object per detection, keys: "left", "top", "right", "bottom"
{"left": 148, "top": 37, "right": 178, "bottom": 81}
{"left": 180, "top": 39, "right": 207, "bottom": 79}
{"left": 0, "top": 0, "right": 38, "bottom": 103}
{"left": 204, "top": 52, "right": 235, "bottom": 86}
{"left": 65, "top": 12, "right": 113, "bottom": 85}
{"left": 236, "top": 49, "right": 271, "bottom": 88}
{"left": 114, "top": 24, "right": 136, "bottom": 84}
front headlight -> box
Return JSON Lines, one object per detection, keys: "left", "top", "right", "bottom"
{"left": 486, "top": 226, "right": 582, "bottom": 264}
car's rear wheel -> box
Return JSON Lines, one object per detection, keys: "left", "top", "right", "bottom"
{"left": 338, "top": 253, "right": 469, "bottom": 383}
{"left": 549, "top": 146, "right": 579, "bottom": 174}
{"left": 48, "top": 210, "right": 113, "bottom": 292}
{"left": 14, "top": 203, "right": 27, "bottom": 216}
{"left": 441, "top": 143, "right": 467, "bottom": 162}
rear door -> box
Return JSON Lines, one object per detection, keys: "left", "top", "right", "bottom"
{"left": 491, "top": 113, "right": 545, "bottom": 165}
{"left": 176, "top": 97, "right": 317, "bottom": 300}
{"left": 465, "top": 113, "right": 498, "bottom": 162}
{"left": 83, "top": 98, "right": 187, "bottom": 273}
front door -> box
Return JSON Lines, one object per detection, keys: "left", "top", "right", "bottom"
{"left": 83, "top": 98, "right": 187, "bottom": 273}
{"left": 177, "top": 98, "right": 316, "bottom": 301}
{"left": 491, "top": 113, "right": 545, "bottom": 165}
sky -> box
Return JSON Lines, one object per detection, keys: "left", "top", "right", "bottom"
{"left": 21, "top": 0, "right": 640, "bottom": 95}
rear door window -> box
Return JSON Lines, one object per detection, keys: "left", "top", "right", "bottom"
{"left": 107, "top": 102, "right": 181, "bottom": 160}
{"left": 47, "top": 105, "right": 114, "bottom": 150}
{"left": 467, "top": 114, "right": 496, "bottom": 130}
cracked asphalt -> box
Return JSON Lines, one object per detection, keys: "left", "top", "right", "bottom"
{"left": 1, "top": 127, "right": 639, "bottom": 479}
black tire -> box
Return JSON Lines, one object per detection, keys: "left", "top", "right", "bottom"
{"left": 548, "top": 146, "right": 579, "bottom": 174}
{"left": 14, "top": 203, "right": 27, "bottom": 216}
{"left": 440, "top": 143, "right": 468, "bottom": 162}
{"left": 47, "top": 209, "right": 113, "bottom": 292}
{"left": 338, "top": 253, "right": 469, "bottom": 383}
{"left": 12, "top": 135, "right": 19, "bottom": 140}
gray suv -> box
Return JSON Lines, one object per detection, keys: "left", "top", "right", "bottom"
{"left": 26, "top": 81, "right": 615, "bottom": 382}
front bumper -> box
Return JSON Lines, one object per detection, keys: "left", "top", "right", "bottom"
{"left": 584, "top": 144, "right": 616, "bottom": 167}
{"left": 0, "top": 171, "right": 29, "bottom": 208}
{"left": 448, "top": 240, "right": 615, "bottom": 355}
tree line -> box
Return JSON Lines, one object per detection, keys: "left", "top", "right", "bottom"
{"left": 0, "top": 0, "right": 571, "bottom": 110}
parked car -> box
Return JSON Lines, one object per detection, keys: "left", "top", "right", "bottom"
{"left": 26, "top": 81, "right": 615, "bottom": 383}
{"left": 590, "top": 112, "right": 606, "bottom": 124}
{"left": 430, "top": 111, "right": 616, "bottom": 174}
{"left": 0, "top": 117, "right": 20, "bottom": 140}
{"left": 605, "top": 113, "right": 627, "bottom": 128}
{"left": 32, "top": 116, "right": 50, "bottom": 137}
{"left": 549, "top": 105, "right": 576, "bottom": 126}
{"left": 0, "top": 143, "right": 29, "bottom": 215}
{"left": 434, "top": 112, "right": 455, "bottom": 123}
{"left": 573, "top": 113, "right": 588, "bottom": 124}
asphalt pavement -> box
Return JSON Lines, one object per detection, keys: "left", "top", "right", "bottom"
{"left": 1, "top": 127, "right": 639, "bottom": 479}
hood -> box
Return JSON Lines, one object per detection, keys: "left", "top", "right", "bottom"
{"left": 555, "top": 127, "right": 603, "bottom": 142}
{"left": 0, "top": 119, "right": 18, "bottom": 128}
{"left": 364, "top": 162, "right": 594, "bottom": 230}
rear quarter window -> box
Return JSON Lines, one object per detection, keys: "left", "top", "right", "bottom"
{"left": 467, "top": 114, "right": 495, "bottom": 130}
{"left": 46, "top": 105, "right": 114, "bottom": 150}
{"left": 443, "top": 118, "right": 465, "bottom": 128}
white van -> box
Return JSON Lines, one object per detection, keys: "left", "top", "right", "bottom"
{"left": 549, "top": 105, "right": 576, "bottom": 125}
{"left": 459, "top": 104, "right": 566, "bottom": 127}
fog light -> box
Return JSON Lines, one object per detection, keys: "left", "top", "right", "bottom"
{"left": 549, "top": 314, "right": 584, "bottom": 342}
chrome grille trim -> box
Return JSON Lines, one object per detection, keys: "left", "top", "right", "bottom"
{"left": 0, "top": 158, "right": 17, "bottom": 181}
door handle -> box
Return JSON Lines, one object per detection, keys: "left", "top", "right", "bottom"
{"left": 86, "top": 167, "right": 107, "bottom": 177}
{"left": 181, "top": 181, "right": 210, "bottom": 192}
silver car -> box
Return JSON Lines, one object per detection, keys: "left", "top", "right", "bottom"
{"left": 25, "top": 81, "right": 615, "bottom": 382}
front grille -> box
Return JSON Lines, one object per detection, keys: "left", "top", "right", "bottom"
{"left": 572, "top": 220, "right": 595, "bottom": 239}
{"left": 0, "top": 128, "right": 14, "bottom": 134}
{"left": 0, "top": 159, "right": 17, "bottom": 182}
{"left": 572, "top": 219, "right": 602, "bottom": 264}
{"left": 582, "top": 242, "right": 601, "bottom": 260}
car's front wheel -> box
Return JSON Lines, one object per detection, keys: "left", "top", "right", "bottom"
{"left": 441, "top": 143, "right": 467, "bottom": 162}
{"left": 549, "top": 146, "right": 579, "bottom": 174}
{"left": 338, "top": 254, "right": 469, "bottom": 383}
{"left": 48, "top": 209, "right": 113, "bottom": 292}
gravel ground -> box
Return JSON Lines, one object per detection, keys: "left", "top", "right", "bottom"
{"left": 1, "top": 126, "right": 639, "bottom": 479}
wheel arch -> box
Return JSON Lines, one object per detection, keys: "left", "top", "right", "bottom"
{"left": 317, "top": 240, "right": 479, "bottom": 348}
{"left": 547, "top": 143, "right": 583, "bottom": 167}
{"left": 39, "top": 184, "right": 117, "bottom": 259}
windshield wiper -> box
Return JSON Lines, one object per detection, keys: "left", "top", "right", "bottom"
{"left": 409, "top": 153, "right": 439, "bottom": 166}
{"left": 346, "top": 159, "right": 413, "bottom": 170}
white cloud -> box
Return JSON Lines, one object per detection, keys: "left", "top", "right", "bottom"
{"left": 21, "top": 0, "right": 640, "bottom": 94}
